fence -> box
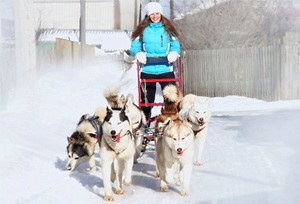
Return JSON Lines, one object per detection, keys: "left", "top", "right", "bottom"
{"left": 181, "top": 32, "right": 300, "bottom": 101}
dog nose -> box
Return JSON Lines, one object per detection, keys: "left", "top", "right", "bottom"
{"left": 111, "top": 130, "right": 116, "bottom": 135}
{"left": 177, "top": 148, "right": 182, "bottom": 152}
{"left": 200, "top": 117, "right": 204, "bottom": 121}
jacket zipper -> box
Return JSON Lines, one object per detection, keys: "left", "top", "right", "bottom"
{"left": 161, "top": 35, "right": 163, "bottom": 47}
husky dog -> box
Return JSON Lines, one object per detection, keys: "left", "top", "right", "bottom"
{"left": 156, "top": 118, "right": 194, "bottom": 196}
{"left": 120, "top": 94, "right": 147, "bottom": 162}
{"left": 97, "top": 86, "right": 146, "bottom": 162}
{"left": 155, "top": 84, "right": 182, "bottom": 140}
{"left": 100, "top": 105, "right": 135, "bottom": 201}
{"left": 66, "top": 114, "right": 101, "bottom": 171}
{"left": 179, "top": 94, "right": 211, "bottom": 166}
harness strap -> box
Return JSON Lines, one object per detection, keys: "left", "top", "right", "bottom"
{"left": 187, "top": 118, "right": 206, "bottom": 135}
{"left": 193, "top": 126, "right": 206, "bottom": 135}
{"left": 106, "top": 130, "right": 133, "bottom": 154}
{"left": 88, "top": 116, "right": 100, "bottom": 137}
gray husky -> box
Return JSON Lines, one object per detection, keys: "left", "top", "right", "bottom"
{"left": 66, "top": 114, "right": 101, "bottom": 171}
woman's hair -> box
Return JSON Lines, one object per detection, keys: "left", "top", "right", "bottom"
{"left": 131, "top": 15, "right": 180, "bottom": 42}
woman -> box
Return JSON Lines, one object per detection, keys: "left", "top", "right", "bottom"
{"left": 130, "top": 2, "right": 181, "bottom": 120}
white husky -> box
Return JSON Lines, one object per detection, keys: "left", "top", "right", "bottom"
{"left": 100, "top": 105, "right": 135, "bottom": 201}
{"left": 156, "top": 118, "right": 194, "bottom": 196}
{"left": 120, "top": 94, "right": 147, "bottom": 162}
{"left": 179, "top": 94, "right": 211, "bottom": 166}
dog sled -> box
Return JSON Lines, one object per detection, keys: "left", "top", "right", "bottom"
{"left": 137, "top": 57, "right": 182, "bottom": 152}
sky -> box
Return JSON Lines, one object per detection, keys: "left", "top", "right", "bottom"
{"left": 0, "top": 59, "right": 300, "bottom": 204}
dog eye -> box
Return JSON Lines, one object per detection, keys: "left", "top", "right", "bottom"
{"left": 74, "top": 157, "right": 79, "bottom": 160}
{"left": 173, "top": 138, "right": 177, "bottom": 141}
{"left": 182, "top": 137, "right": 185, "bottom": 140}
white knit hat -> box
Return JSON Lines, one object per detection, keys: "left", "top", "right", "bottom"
{"left": 145, "top": 2, "right": 163, "bottom": 16}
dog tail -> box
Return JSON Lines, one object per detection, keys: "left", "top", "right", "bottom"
{"left": 103, "top": 86, "right": 122, "bottom": 108}
{"left": 162, "top": 84, "right": 181, "bottom": 108}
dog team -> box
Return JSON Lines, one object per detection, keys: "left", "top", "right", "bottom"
{"left": 66, "top": 84, "right": 211, "bottom": 201}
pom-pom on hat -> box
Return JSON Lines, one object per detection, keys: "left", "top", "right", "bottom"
{"left": 145, "top": 2, "right": 163, "bottom": 16}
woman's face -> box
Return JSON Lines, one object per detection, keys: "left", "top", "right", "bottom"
{"left": 149, "top": 12, "right": 161, "bottom": 23}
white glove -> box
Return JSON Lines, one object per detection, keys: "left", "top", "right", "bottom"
{"left": 135, "top": 52, "right": 147, "bottom": 64}
{"left": 167, "top": 51, "right": 180, "bottom": 63}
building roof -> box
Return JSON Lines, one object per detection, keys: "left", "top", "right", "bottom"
{"left": 38, "top": 29, "right": 132, "bottom": 52}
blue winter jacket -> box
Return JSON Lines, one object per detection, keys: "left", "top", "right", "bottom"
{"left": 130, "top": 22, "right": 181, "bottom": 75}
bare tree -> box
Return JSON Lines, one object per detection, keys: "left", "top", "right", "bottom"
{"left": 173, "top": 0, "right": 288, "bottom": 50}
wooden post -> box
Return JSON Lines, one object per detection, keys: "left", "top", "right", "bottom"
{"left": 80, "top": 0, "right": 86, "bottom": 65}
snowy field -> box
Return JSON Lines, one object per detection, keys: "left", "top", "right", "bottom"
{"left": 0, "top": 59, "right": 300, "bottom": 204}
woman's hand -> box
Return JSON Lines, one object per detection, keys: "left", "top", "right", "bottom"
{"left": 136, "top": 52, "right": 147, "bottom": 64}
{"left": 167, "top": 51, "right": 180, "bottom": 63}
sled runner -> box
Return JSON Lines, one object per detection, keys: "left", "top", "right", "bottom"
{"left": 137, "top": 57, "right": 182, "bottom": 152}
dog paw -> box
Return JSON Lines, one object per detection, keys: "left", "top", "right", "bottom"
{"left": 123, "top": 179, "right": 132, "bottom": 186}
{"left": 160, "top": 185, "right": 169, "bottom": 191}
{"left": 115, "top": 188, "right": 124, "bottom": 195}
{"left": 195, "top": 161, "right": 203, "bottom": 166}
{"left": 104, "top": 195, "right": 114, "bottom": 201}
{"left": 180, "top": 188, "right": 190, "bottom": 196}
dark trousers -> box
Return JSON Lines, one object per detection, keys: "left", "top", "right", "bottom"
{"left": 140, "top": 72, "right": 176, "bottom": 120}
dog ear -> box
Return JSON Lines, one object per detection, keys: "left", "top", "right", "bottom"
{"left": 78, "top": 114, "right": 86, "bottom": 125}
{"left": 126, "top": 95, "right": 133, "bottom": 106}
{"left": 106, "top": 105, "right": 113, "bottom": 112}
{"left": 183, "top": 118, "right": 189, "bottom": 124}
{"left": 67, "top": 137, "right": 71, "bottom": 143}
{"left": 164, "top": 117, "right": 171, "bottom": 126}
{"left": 120, "top": 94, "right": 126, "bottom": 105}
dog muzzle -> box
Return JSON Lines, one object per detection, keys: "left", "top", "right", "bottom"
{"left": 112, "top": 133, "right": 121, "bottom": 143}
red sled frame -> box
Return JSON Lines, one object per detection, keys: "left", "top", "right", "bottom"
{"left": 137, "top": 57, "right": 181, "bottom": 107}
{"left": 137, "top": 57, "right": 182, "bottom": 124}
{"left": 137, "top": 57, "right": 182, "bottom": 152}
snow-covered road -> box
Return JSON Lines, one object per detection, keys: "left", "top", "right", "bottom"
{"left": 0, "top": 60, "right": 299, "bottom": 204}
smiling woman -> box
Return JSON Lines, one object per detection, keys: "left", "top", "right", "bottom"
{"left": 130, "top": 2, "right": 181, "bottom": 121}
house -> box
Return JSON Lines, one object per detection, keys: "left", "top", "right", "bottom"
{"left": 35, "top": 0, "right": 140, "bottom": 53}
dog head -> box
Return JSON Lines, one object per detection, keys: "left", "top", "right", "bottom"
{"left": 102, "top": 105, "right": 131, "bottom": 143}
{"left": 121, "top": 94, "right": 147, "bottom": 130}
{"left": 188, "top": 99, "right": 211, "bottom": 127}
{"left": 164, "top": 118, "right": 194, "bottom": 157}
{"left": 66, "top": 114, "right": 101, "bottom": 171}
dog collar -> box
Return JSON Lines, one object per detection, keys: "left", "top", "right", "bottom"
{"left": 194, "top": 126, "right": 206, "bottom": 135}
{"left": 89, "top": 133, "right": 99, "bottom": 139}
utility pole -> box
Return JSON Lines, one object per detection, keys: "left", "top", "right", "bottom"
{"left": 80, "top": 0, "right": 86, "bottom": 66}
{"left": 14, "top": 0, "right": 36, "bottom": 89}
{"left": 170, "top": 0, "right": 174, "bottom": 21}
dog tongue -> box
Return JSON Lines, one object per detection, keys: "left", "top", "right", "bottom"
{"left": 178, "top": 152, "right": 183, "bottom": 156}
{"left": 116, "top": 133, "right": 121, "bottom": 143}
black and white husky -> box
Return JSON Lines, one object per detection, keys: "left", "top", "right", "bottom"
{"left": 66, "top": 114, "right": 101, "bottom": 171}
{"left": 100, "top": 105, "right": 135, "bottom": 201}
{"left": 96, "top": 86, "right": 146, "bottom": 162}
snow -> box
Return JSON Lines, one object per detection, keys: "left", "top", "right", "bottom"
{"left": 1, "top": 59, "right": 300, "bottom": 204}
